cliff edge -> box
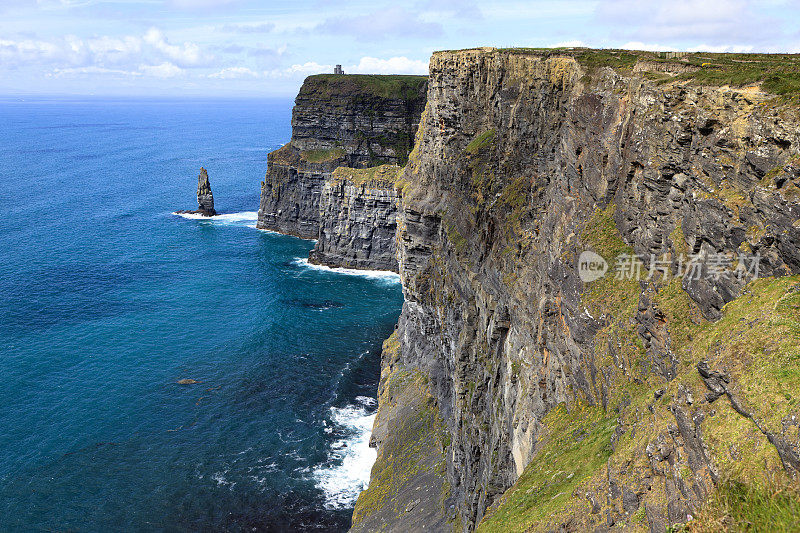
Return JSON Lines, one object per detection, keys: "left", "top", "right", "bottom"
{"left": 355, "top": 48, "right": 800, "bottom": 532}
{"left": 256, "top": 74, "right": 426, "bottom": 271}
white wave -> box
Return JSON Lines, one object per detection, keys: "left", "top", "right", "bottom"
{"left": 211, "top": 470, "right": 236, "bottom": 490}
{"left": 172, "top": 211, "right": 259, "bottom": 224}
{"left": 355, "top": 396, "right": 377, "bottom": 407}
{"left": 293, "top": 258, "right": 400, "bottom": 283}
{"left": 312, "top": 404, "right": 377, "bottom": 510}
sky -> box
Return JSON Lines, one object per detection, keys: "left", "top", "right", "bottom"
{"left": 2, "top": 0, "right": 800, "bottom": 97}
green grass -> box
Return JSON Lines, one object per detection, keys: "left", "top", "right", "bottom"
{"left": 466, "top": 129, "right": 496, "bottom": 154}
{"left": 676, "top": 53, "right": 800, "bottom": 95}
{"left": 330, "top": 164, "right": 403, "bottom": 187}
{"left": 477, "top": 403, "right": 616, "bottom": 532}
{"left": 352, "top": 357, "right": 450, "bottom": 526}
{"left": 494, "top": 47, "right": 643, "bottom": 74}
{"left": 465, "top": 129, "right": 497, "bottom": 209}
{"left": 443, "top": 217, "right": 467, "bottom": 256}
{"left": 580, "top": 204, "right": 641, "bottom": 321}
{"left": 485, "top": 48, "right": 800, "bottom": 95}
{"left": 303, "top": 74, "right": 428, "bottom": 100}
{"left": 692, "top": 479, "right": 800, "bottom": 532}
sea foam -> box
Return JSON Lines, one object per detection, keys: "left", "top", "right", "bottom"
{"left": 312, "top": 399, "right": 378, "bottom": 509}
{"left": 172, "top": 211, "right": 259, "bottom": 225}
{"left": 293, "top": 258, "right": 401, "bottom": 283}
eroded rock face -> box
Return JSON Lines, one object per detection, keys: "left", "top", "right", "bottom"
{"left": 197, "top": 167, "right": 215, "bottom": 216}
{"left": 258, "top": 144, "right": 340, "bottom": 238}
{"left": 177, "top": 167, "right": 216, "bottom": 217}
{"left": 309, "top": 165, "right": 403, "bottom": 272}
{"left": 292, "top": 75, "right": 427, "bottom": 167}
{"left": 381, "top": 49, "right": 800, "bottom": 531}
{"left": 256, "top": 74, "right": 427, "bottom": 256}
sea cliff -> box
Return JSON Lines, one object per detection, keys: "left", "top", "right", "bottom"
{"left": 256, "top": 74, "right": 426, "bottom": 270}
{"left": 264, "top": 49, "right": 800, "bottom": 532}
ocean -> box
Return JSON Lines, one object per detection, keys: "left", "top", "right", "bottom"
{"left": 0, "top": 97, "right": 404, "bottom": 531}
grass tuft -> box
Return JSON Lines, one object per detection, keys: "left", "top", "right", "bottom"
{"left": 690, "top": 478, "right": 800, "bottom": 532}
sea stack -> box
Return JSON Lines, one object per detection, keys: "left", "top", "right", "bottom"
{"left": 196, "top": 167, "right": 216, "bottom": 216}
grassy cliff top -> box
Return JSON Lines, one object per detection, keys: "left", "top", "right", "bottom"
{"left": 300, "top": 74, "right": 428, "bottom": 100}
{"left": 330, "top": 164, "right": 403, "bottom": 187}
{"left": 435, "top": 47, "right": 800, "bottom": 95}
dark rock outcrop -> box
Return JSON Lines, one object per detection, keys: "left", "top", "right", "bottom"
{"left": 177, "top": 167, "right": 216, "bottom": 217}
{"left": 257, "top": 74, "right": 426, "bottom": 269}
{"left": 196, "top": 167, "right": 215, "bottom": 216}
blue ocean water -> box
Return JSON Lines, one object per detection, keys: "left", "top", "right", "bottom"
{"left": 0, "top": 98, "right": 403, "bottom": 532}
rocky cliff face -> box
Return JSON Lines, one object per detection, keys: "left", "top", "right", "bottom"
{"left": 197, "top": 167, "right": 215, "bottom": 216}
{"left": 291, "top": 74, "right": 427, "bottom": 167}
{"left": 177, "top": 167, "right": 216, "bottom": 216}
{"left": 256, "top": 74, "right": 426, "bottom": 257}
{"left": 354, "top": 48, "right": 800, "bottom": 532}
{"left": 309, "top": 165, "right": 402, "bottom": 271}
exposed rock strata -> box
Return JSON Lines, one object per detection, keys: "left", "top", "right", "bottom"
{"left": 177, "top": 167, "right": 216, "bottom": 216}
{"left": 362, "top": 48, "right": 800, "bottom": 532}
{"left": 291, "top": 74, "right": 427, "bottom": 167}
{"left": 350, "top": 332, "right": 454, "bottom": 532}
{"left": 196, "top": 167, "right": 215, "bottom": 216}
{"left": 256, "top": 74, "right": 426, "bottom": 267}
{"left": 309, "top": 165, "right": 402, "bottom": 272}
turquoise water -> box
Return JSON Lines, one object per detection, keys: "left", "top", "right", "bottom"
{"left": 0, "top": 98, "right": 403, "bottom": 531}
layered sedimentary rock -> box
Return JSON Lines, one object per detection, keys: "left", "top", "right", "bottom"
{"left": 196, "top": 167, "right": 215, "bottom": 216}
{"left": 291, "top": 74, "right": 428, "bottom": 167}
{"left": 257, "top": 74, "right": 427, "bottom": 252}
{"left": 257, "top": 144, "right": 342, "bottom": 238}
{"left": 354, "top": 48, "right": 800, "bottom": 532}
{"left": 177, "top": 167, "right": 216, "bottom": 216}
{"left": 309, "top": 165, "right": 402, "bottom": 271}
{"left": 350, "top": 332, "right": 453, "bottom": 532}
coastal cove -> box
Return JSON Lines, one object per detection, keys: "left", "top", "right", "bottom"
{"left": 0, "top": 98, "right": 402, "bottom": 531}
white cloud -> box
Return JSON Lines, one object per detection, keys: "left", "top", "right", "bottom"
{"left": 620, "top": 42, "right": 680, "bottom": 52}
{"left": 219, "top": 22, "right": 275, "bottom": 34}
{"left": 167, "top": 0, "right": 242, "bottom": 9}
{"left": 86, "top": 35, "right": 142, "bottom": 63}
{"left": 282, "top": 61, "right": 332, "bottom": 75}
{"left": 595, "top": 0, "right": 777, "bottom": 46}
{"left": 348, "top": 56, "right": 428, "bottom": 75}
{"left": 0, "top": 29, "right": 209, "bottom": 72}
{"left": 685, "top": 44, "right": 755, "bottom": 53}
{"left": 49, "top": 66, "right": 141, "bottom": 77}
{"left": 143, "top": 28, "right": 207, "bottom": 67}
{"left": 208, "top": 66, "right": 260, "bottom": 79}
{"left": 618, "top": 41, "right": 755, "bottom": 53}
{"left": 267, "top": 56, "right": 428, "bottom": 79}
{"left": 138, "top": 62, "right": 183, "bottom": 78}
{"left": 49, "top": 62, "right": 184, "bottom": 78}
{"left": 417, "top": 0, "right": 482, "bottom": 19}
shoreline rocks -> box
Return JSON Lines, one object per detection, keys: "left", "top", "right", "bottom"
{"left": 177, "top": 167, "right": 216, "bottom": 217}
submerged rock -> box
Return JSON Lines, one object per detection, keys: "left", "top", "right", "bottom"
{"left": 176, "top": 378, "right": 200, "bottom": 385}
